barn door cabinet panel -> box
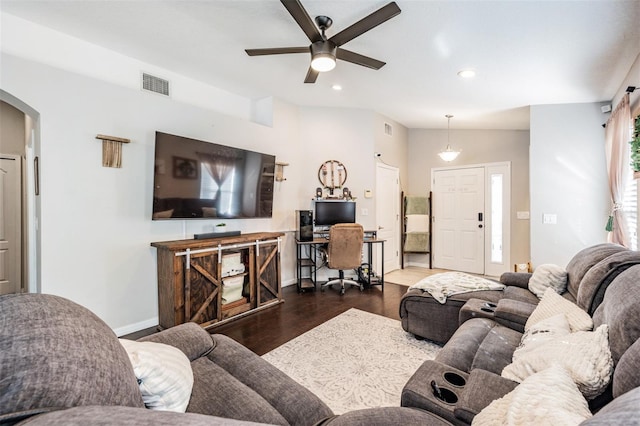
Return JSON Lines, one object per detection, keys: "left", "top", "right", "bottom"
{"left": 151, "top": 232, "right": 284, "bottom": 330}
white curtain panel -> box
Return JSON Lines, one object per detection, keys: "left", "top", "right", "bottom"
{"left": 604, "top": 93, "right": 632, "bottom": 247}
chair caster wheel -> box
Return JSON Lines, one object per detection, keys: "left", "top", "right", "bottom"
{"left": 340, "top": 288, "right": 345, "bottom": 295}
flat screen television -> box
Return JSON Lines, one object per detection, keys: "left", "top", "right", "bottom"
{"left": 314, "top": 201, "right": 356, "bottom": 227}
{"left": 152, "top": 132, "right": 275, "bottom": 220}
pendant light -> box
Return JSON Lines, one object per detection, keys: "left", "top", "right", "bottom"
{"left": 438, "top": 114, "right": 460, "bottom": 162}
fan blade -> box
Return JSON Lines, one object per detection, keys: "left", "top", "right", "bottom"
{"left": 329, "top": 2, "right": 401, "bottom": 47}
{"left": 245, "top": 47, "right": 309, "bottom": 56}
{"left": 337, "top": 49, "right": 385, "bottom": 70}
{"left": 304, "top": 66, "right": 319, "bottom": 83}
{"left": 281, "top": 0, "right": 323, "bottom": 43}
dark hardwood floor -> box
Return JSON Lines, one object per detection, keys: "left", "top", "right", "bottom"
{"left": 125, "top": 282, "right": 408, "bottom": 356}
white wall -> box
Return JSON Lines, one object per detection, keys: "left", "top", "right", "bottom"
{"left": 298, "top": 107, "right": 377, "bottom": 230}
{"left": 530, "top": 103, "right": 610, "bottom": 267}
{"left": 1, "top": 53, "right": 305, "bottom": 333}
{"left": 612, "top": 52, "right": 640, "bottom": 117}
{"left": 407, "top": 129, "right": 531, "bottom": 267}
{"left": 374, "top": 113, "right": 409, "bottom": 191}
{"left": 1, "top": 55, "right": 403, "bottom": 335}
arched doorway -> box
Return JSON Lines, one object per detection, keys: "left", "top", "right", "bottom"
{"left": 1, "top": 90, "right": 41, "bottom": 294}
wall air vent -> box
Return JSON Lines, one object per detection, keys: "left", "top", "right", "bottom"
{"left": 384, "top": 122, "right": 393, "bottom": 136}
{"left": 142, "top": 73, "right": 170, "bottom": 96}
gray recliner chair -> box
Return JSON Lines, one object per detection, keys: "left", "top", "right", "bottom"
{"left": 0, "top": 293, "right": 455, "bottom": 426}
{"left": 0, "top": 293, "right": 334, "bottom": 425}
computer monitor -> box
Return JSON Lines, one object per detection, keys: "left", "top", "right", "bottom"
{"left": 314, "top": 201, "right": 356, "bottom": 227}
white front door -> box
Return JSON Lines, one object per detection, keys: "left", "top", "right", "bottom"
{"left": 376, "top": 163, "right": 400, "bottom": 274}
{"left": 433, "top": 167, "right": 485, "bottom": 274}
{"left": 0, "top": 155, "right": 23, "bottom": 295}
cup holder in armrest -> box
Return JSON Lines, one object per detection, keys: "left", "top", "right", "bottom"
{"left": 433, "top": 386, "right": 458, "bottom": 404}
{"left": 443, "top": 372, "right": 466, "bottom": 387}
{"left": 480, "top": 307, "right": 495, "bottom": 313}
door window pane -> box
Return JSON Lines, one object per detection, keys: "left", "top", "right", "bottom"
{"left": 491, "top": 174, "right": 503, "bottom": 263}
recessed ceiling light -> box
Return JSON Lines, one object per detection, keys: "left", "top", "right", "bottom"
{"left": 457, "top": 69, "right": 476, "bottom": 79}
{"left": 332, "top": 84, "right": 343, "bottom": 91}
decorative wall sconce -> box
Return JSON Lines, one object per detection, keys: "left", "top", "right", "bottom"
{"left": 96, "top": 134, "right": 130, "bottom": 168}
{"left": 275, "top": 161, "right": 289, "bottom": 182}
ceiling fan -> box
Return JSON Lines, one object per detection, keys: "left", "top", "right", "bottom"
{"left": 245, "top": 0, "right": 401, "bottom": 83}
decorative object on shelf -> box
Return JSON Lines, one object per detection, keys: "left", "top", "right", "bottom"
{"left": 95, "top": 134, "right": 130, "bottom": 168}
{"left": 274, "top": 161, "right": 289, "bottom": 182}
{"left": 342, "top": 187, "right": 351, "bottom": 199}
{"left": 215, "top": 223, "right": 227, "bottom": 233}
{"left": 318, "top": 160, "right": 347, "bottom": 196}
{"left": 438, "top": 115, "right": 461, "bottom": 162}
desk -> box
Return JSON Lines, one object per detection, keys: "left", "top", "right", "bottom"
{"left": 295, "top": 234, "right": 385, "bottom": 293}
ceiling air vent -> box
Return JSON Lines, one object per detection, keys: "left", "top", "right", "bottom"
{"left": 384, "top": 122, "right": 393, "bottom": 136}
{"left": 142, "top": 73, "right": 170, "bottom": 96}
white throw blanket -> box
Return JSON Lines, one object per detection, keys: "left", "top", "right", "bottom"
{"left": 409, "top": 271, "right": 505, "bottom": 303}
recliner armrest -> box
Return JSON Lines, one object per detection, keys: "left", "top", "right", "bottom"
{"left": 137, "top": 322, "right": 214, "bottom": 361}
{"left": 499, "top": 272, "right": 532, "bottom": 289}
{"left": 454, "top": 369, "right": 519, "bottom": 423}
{"left": 493, "top": 299, "right": 537, "bottom": 333}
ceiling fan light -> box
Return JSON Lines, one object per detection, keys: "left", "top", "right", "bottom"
{"left": 310, "top": 41, "right": 337, "bottom": 72}
{"left": 311, "top": 54, "right": 336, "bottom": 72}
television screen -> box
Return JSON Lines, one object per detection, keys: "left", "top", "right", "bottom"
{"left": 314, "top": 201, "right": 356, "bottom": 227}
{"left": 152, "top": 132, "right": 275, "bottom": 220}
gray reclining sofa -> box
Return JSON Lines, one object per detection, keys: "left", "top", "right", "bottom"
{"left": 0, "top": 293, "right": 451, "bottom": 426}
{"left": 400, "top": 247, "right": 640, "bottom": 425}
{"left": 399, "top": 243, "right": 640, "bottom": 343}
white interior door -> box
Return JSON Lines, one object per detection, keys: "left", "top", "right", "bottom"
{"left": 376, "top": 163, "right": 400, "bottom": 273}
{"left": 433, "top": 167, "right": 485, "bottom": 274}
{"left": 0, "top": 155, "right": 22, "bottom": 295}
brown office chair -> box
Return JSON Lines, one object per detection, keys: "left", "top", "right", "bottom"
{"left": 321, "top": 223, "right": 365, "bottom": 295}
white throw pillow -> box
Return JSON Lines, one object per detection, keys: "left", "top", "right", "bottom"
{"left": 513, "top": 313, "right": 571, "bottom": 361}
{"left": 473, "top": 365, "right": 592, "bottom": 426}
{"left": 525, "top": 287, "right": 593, "bottom": 332}
{"left": 502, "top": 324, "right": 613, "bottom": 399}
{"left": 528, "top": 264, "right": 568, "bottom": 298}
{"left": 119, "top": 339, "right": 194, "bottom": 412}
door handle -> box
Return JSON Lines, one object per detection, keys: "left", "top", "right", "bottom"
{"left": 378, "top": 226, "right": 384, "bottom": 230}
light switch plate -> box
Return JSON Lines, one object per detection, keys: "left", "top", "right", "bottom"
{"left": 543, "top": 213, "right": 557, "bottom": 225}
{"left": 517, "top": 211, "right": 530, "bottom": 220}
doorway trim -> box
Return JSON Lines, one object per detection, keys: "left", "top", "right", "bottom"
{"left": 1, "top": 89, "right": 41, "bottom": 293}
{"left": 375, "top": 162, "right": 401, "bottom": 273}
{"left": 431, "top": 161, "right": 511, "bottom": 276}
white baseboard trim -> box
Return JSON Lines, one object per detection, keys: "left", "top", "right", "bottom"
{"left": 115, "top": 278, "right": 297, "bottom": 336}
{"left": 113, "top": 317, "right": 158, "bottom": 337}
{"left": 282, "top": 278, "right": 297, "bottom": 287}
{"left": 404, "top": 261, "right": 431, "bottom": 269}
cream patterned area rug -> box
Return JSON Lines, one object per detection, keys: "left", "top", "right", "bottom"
{"left": 262, "top": 308, "right": 441, "bottom": 414}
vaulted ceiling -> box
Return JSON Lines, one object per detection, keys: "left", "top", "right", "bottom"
{"left": 2, "top": 0, "right": 639, "bottom": 129}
